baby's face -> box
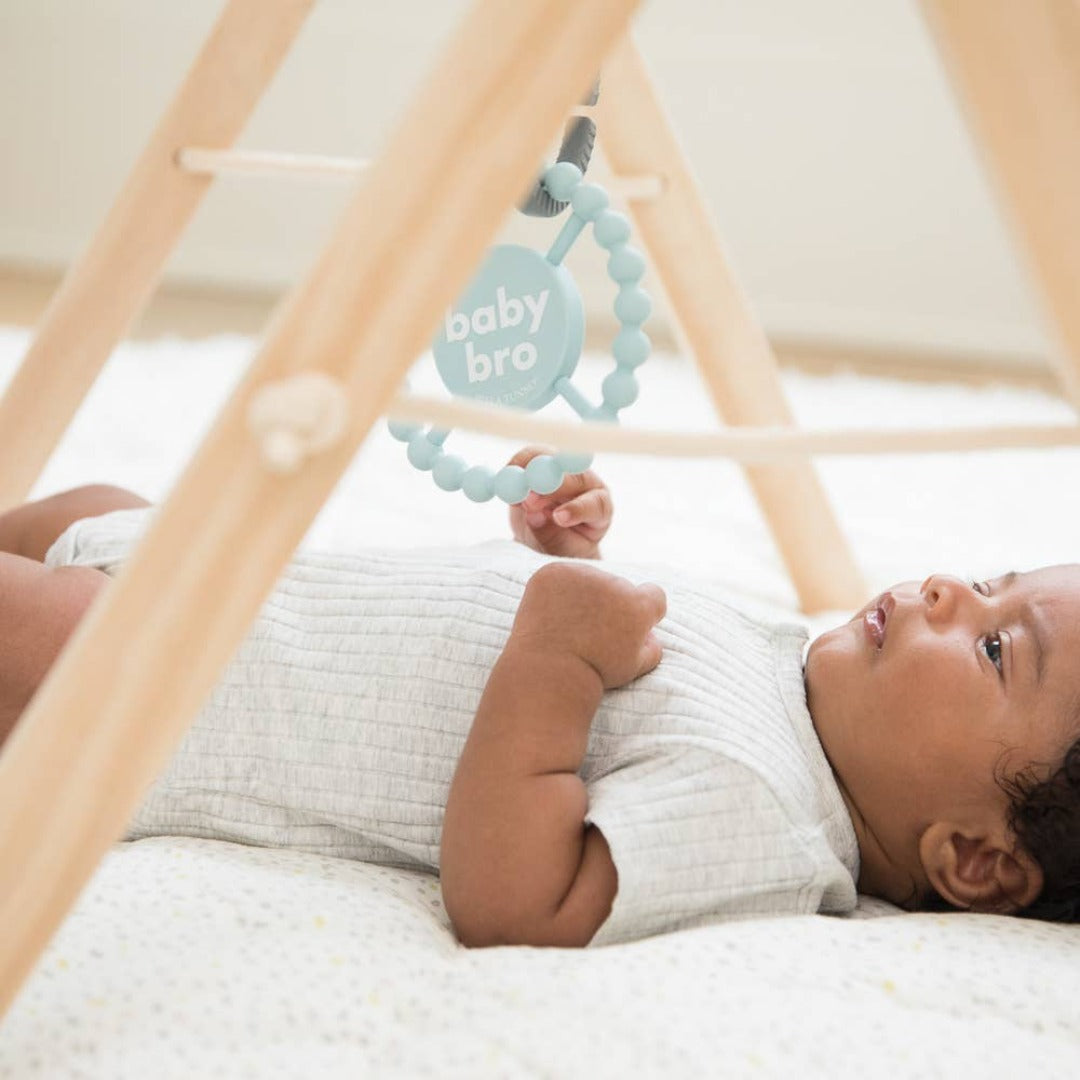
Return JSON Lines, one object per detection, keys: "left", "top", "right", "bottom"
{"left": 805, "top": 566, "right": 1080, "bottom": 878}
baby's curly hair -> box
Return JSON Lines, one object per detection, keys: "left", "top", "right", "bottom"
{"left": 920, "top": 731, "right": 1080, "bottom": 921}
{"left": 999, "top": 734, "right": 1080, "bottom": 922}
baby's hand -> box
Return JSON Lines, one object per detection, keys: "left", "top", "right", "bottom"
{"left": 506, "top": 445, "right": 612, "bottom": 560}
{"left": 511, "top": 562, "right": 666, "bottom": 689}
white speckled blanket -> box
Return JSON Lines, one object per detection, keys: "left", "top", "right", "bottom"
{"left": 2, "top": 328, "right": 1079, "bottom": 1077}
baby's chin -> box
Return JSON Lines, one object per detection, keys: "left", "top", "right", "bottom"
{"left": 802, "top": 623, "right": 855, "bottom": 729}
{"left": 802, "top": 632, "right": 830, "bottom": 711}
{"left": 802, "top": 630, "right": 860, "bottom": 804}
{"left": 804, "top": 620, "right": 850, "bottom": 670}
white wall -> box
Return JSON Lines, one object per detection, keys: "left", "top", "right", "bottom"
{"left": 0, "top": 0, "right": 1054, "bottom": 361}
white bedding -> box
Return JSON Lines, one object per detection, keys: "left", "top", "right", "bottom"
{"left": 2, "top": 327, "right": 1079, "bottom": 1076}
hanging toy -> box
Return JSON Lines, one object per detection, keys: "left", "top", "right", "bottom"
{"left": 389, "top": 91, "right": 651, "bottom": 503}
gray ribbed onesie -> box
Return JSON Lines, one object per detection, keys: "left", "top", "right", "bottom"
{"left": 45, "top": 507, "right": 858, "bottom": 946}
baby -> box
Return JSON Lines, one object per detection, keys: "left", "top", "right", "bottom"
{"left": 1, "top": 446, "right": 1079, "bottom": 949}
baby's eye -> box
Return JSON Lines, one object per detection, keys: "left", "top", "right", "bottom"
{"left": 982, "top": 632, "right": 1004, "bottom": 674}
{"left": 970, "top": 580, "right": 989, "bottom": 596}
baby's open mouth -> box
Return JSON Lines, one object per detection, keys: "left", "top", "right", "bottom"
{"left": 863, "top": 592, "right": 893, "bottom": 650}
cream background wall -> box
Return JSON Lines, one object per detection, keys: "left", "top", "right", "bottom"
{"left": 0, "top": 0, "right": 1055, "bottom": 363}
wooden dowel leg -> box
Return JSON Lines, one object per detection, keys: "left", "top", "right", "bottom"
{"left": 0, "top": 0, "right": 316, "bottom": 514}
{"left": 599, "top": 35, "right": 866, "bottom": 613}
{"left": 0, "top": 0, "right": 641, "bottom": 1021}
{"left": 919, "top": 0, "right": 1080, "bottom": 410}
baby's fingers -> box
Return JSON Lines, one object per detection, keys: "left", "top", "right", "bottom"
{"left": 637, "top": 582, "right": 667, "bottom": 626}
{"left": 522, "top": 467, "right": 602, "bottom": 511}
{"left": 551, "top": 487, "right": 613, "bottom": 530}
{"left": 506, "top": 444, "right": 556, "bottom": 472}
{"left": 629, "top": 586, "right": 665, "bottom": 681}
{"left": 636, "top": 631, "right": 663, "bottom": 678}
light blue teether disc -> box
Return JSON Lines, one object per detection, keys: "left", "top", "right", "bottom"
{"left": 432, "top": 245, "right": 584, "bottom": 412}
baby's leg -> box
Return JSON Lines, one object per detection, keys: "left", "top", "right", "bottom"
{"left": 0, "top": 552, "right": 108, "bottom": 748}
{"left": 0, "top": 484, "right": 150, "bottom": 561}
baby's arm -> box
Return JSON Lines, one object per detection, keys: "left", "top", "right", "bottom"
{"left": 0, "top": 484, "right": 150, "bottom": 561}
{"left": 440, "top": 562, "right": 665, "bottom": 948}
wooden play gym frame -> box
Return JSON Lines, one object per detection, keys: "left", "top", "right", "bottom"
{"left": 0, "top": 0, "right": 1077, "bottom": 1018}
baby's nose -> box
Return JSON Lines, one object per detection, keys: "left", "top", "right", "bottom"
{"left": 920, "top": 574, "right": 967, "bottom": 620}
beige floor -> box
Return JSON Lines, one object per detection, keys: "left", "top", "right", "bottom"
{"left": 0, "top": 262, "right": 1062, "bottom": 395}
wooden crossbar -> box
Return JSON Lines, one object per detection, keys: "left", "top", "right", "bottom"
{"left": 175, "top": 146, "right": 667, "bottom": 201}
{"left": 387, "top": 392, "right": 1080, "bottom": 460}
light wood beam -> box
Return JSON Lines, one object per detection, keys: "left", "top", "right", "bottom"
{"left": 0, "top": 0, "right": 641, "bottom": 1020}
{"left": 919, "top": 0, "right": 1080, "bottom": 409}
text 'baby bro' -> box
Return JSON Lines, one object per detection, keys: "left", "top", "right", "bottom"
{"left": 443, "top": 286, "right": 549, "bottom": 384}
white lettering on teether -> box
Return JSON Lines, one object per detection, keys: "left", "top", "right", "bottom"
{"left": 512, "top": 342, "right": 537, "bottom": 371}
{"left": 522, "top": 290, "right": 549, "bottom": 334}
{"left": 496, "top": 287, "right": 523, "bottom": 329}
{"left": 466, "top": 340, "right": 491, "bottom": 383}
{"left": 448, "top": 286, "right": 550, "bottom": 385}
{"left": 445, "top": 288, "right": 549, "bottom": 340}
{"left": 471, "top": 304, "right": 497, "bottom": 335}
{"left": 465, "top": 340, "right": 539, "bottom": 383}
{"left": 445, "top": 308, "right": 471, "bottom": 343}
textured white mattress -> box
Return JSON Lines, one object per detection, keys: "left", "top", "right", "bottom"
{"left": 2, "top": 327, "right": 1080, "bottom": 1076}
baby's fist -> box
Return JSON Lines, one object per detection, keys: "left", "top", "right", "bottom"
{"left": 513, "top": 562, "right": 666, "bottom": 689}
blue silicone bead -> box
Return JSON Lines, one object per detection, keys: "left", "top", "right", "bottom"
{"left": 388, "top": 419, "right": 422, "bottom": 443}
{"left": 614, "top": 286, "right": 652, "bottom": 326}
{"left": 493, "top": 465, "right": 530, "bottom": 505}
{"left": 612, "top": 327, "right": 651, "bottom": 368}
{"left": 593, "top": 210, "right": 632, "bottom": 249}
{"left": 525, "top": 454, "right": 564, "bottom": 496}
{"left": 543, "top": 161, "right": 583, "bottom": 202}
{"left": 432, "top": 454, "right": 467, "bottom": 491}
{"left": 570, "top": 183, "right": 609, "bottom": 222}
{"left": 555, "top": 450, "right": 594, "bottom": 474}
{"left": 607, "top": 245, "right": 646, "bottom": 283}
{"left": 407, "top": 433, "right": 443, "bottom": 471}
{"left": 602, "top": 369, "right": 639, "bottom": 410}
{"left": 462, "top": 465, "right": 496, "bottom": 503}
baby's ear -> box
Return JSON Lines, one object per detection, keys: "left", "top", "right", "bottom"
{"left": 918, "top": 821, "right": 1044, "bottom": 913}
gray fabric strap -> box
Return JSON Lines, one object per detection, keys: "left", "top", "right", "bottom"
{"left": 518, "top": 79, "right": 600, "bottom": 217}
